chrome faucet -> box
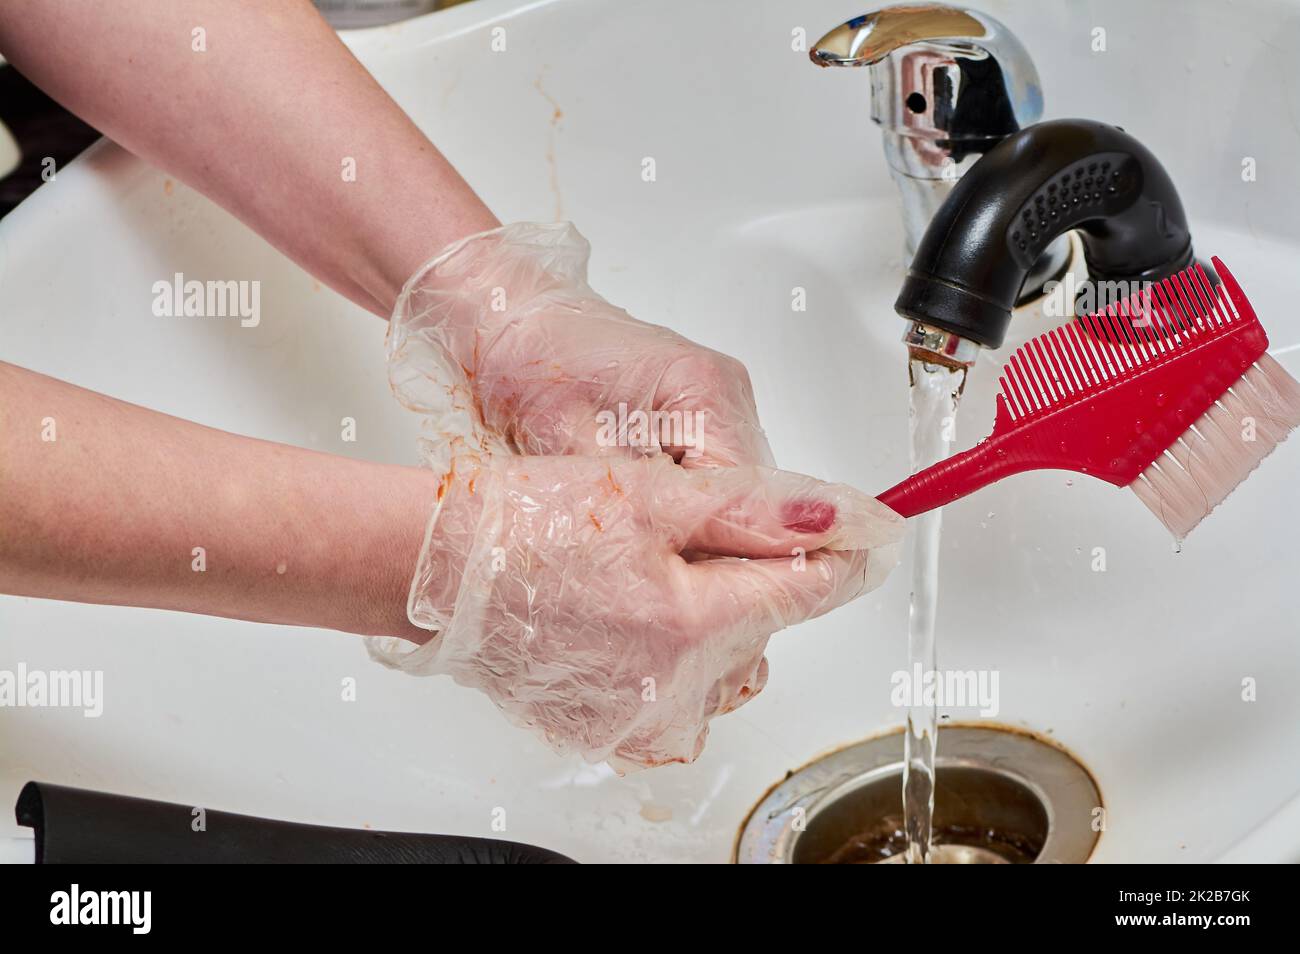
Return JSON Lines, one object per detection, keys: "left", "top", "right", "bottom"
{"left": 809, "top": 4, "right": 1070, "bottom": 314}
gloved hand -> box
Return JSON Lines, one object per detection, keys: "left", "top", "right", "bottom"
{"left": 386, "top": 221, "right": 774, "bottom": 468}
{"left": 368, "top": 452, "right": 903, "bottom": 772}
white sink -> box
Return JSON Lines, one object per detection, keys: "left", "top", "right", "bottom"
{"left": 3, "top": 0, "right": 1299, "bottom": 863}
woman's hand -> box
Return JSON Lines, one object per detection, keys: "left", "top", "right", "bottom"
{"left": 368, "top": 452, "right": 903, "bottom": 771}
{"left": 382, "top": 222, "right": 905, "bottom": 770}
{"left": 389, "top": 222, "right": 773, "bottom": 468}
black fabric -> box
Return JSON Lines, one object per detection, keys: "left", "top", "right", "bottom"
{"left": 0, "top": 68, "right": 100, "bottom": 219}
{"left": 16, "top": 781, "right": 577, "bottom": 864}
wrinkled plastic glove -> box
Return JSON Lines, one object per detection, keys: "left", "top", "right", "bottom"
{"left": 385, "top": 221, "right": 774, "bottom": 468}
{"left": 368, "top": 452, "right": 902, "bottom": 771}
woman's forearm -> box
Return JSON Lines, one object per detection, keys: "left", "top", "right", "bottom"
{"left": 0, "top": 0, "right": 499, "bottom": 316}
{"left": 0, "top": 361, "right": 433, "bottom": 642}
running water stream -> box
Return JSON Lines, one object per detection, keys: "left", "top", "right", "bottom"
{"left": 902, "top": 357, "right": 967, "bottom": 864}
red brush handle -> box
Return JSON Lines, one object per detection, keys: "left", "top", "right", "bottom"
{"left": 878, "top": 445, "right": 1004, "bottom": 519}
{"left": 878, "top": 399, "right": 1054, "bottom": 518}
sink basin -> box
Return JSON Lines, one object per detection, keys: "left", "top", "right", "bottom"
{"left": 3, "top": 0, "right": 1299, "bottom": 863}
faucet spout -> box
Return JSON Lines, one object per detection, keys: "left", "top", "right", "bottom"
{"left": 894, "top": 119, "right": 1196, "bottom": 349}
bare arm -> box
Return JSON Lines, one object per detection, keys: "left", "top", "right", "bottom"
{"left": 0, "top": 361, "right": 433, "bottom": 642}
{"left": 0, "top": 0, "right": 498, "bottom": 316}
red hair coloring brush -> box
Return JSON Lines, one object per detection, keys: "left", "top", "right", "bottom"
{"left": 878, "top": 257, "right": 1300, "bottom": 538}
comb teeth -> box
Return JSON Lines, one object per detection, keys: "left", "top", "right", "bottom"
{"left": 1129, "top": 352, "right": 1300, "bottom": 538}
{"left": 998, "top": 264, "right": 1234, "bottom": 422}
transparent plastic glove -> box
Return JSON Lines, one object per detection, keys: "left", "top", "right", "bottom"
{"left": 368, "top": 452, "right": 902, "bottom": 771}
{"left": 387, "top": 221, "right": 774, "bottom": 468}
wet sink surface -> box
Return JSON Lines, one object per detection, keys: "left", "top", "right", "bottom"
{"left": 2, "top": 0, "right": 1299, "bottom": 862}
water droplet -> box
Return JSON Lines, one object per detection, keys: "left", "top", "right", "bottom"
{"left": 1172, "top": 538, "right": 1184, "bottom": 554}
{"left": 1065, "top": 479, "right": 1074, "bottom": 487}
{"left": 1156, "top": 392, "right": 1168, "bottom": 407}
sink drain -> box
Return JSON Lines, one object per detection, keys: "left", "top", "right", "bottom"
{"left": 734, "top": 725, "right": 1101, "bottom": 864}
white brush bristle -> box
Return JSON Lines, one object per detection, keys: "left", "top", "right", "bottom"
{"left": 1131, "top": 352, "right": 1300, "bottom": 538}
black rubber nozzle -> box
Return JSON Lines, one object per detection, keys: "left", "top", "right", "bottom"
{"left": 895, "top": 118, "right": 1195, "bottom": 349}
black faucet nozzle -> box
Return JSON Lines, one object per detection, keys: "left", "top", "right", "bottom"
{"left": 895, "top": 119, "right": 1195, "bottom": 349}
